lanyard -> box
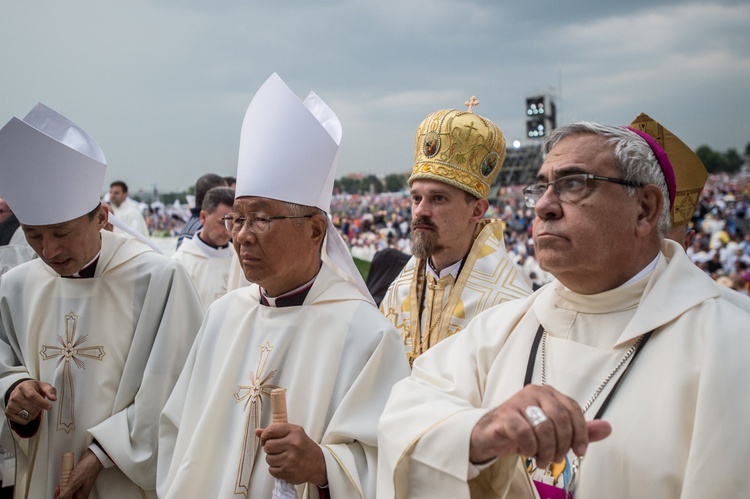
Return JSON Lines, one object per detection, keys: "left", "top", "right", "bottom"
{"left": 523, "top": 324, "right": 653, "bottom": 420}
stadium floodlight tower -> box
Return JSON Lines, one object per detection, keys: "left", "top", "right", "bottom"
{"left": 525, "top": 94, "right": 557, "bottom": 139}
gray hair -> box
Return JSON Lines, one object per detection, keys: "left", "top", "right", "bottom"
{"left": 283, "top": 202, "right": 325, "bottom": 219}
{"left": 201, "top": 186, "right": 235, "bottom": 213}
{"left": 283, "top": 202, "right": 327, "bottom": 252}
{"left": 544, "top": 122, "right": 671, "bottom": 238}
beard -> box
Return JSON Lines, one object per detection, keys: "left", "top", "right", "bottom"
{"left": 410, "top": 217, "right": 439, "bottom": 259}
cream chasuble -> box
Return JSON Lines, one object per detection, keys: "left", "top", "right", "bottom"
{"left": 380, "top": 219, "right": 531, "bottom": 363}
{"left": 378, "top": 240, "right": 750, "bottom": 499}
{"left": 171, "top": 232, "right": 235, "bottom": 309}
{"left": 0, "top": 230, "right": 204, "bottom": 499}
{"left": 0, "top": 227, "right": 36, "bottom": 277}
{"left": 111, "top": 197, "right": 149, "bottom": 238}
{"left": 159, "top": 261, "right": 410, "bottom": 499}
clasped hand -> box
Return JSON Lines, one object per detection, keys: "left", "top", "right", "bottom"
{"left": 469, "top": 384, "right": 612, "bottom": 469}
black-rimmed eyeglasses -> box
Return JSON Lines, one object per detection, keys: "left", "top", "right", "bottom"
{"left": 221, "top": 212, "right": 314, "bottom": 233}
{"left": 523, "top": 174, "right": 644, "bottom": 208}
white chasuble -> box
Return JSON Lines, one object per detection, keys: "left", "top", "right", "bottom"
{"left": 159, "top": 261, "right": 410, "bottom": 499}
{"left": 0, "top": 230, "right": 204, "bottom": 499}
{"left": 380, "top": 219, "right": 531, "bottom": 363}
{"left": 171, "top": 234, "right": 235, "bottom": 309}
{"left": 378, "top": 240, "right": 750, "bottom": 499}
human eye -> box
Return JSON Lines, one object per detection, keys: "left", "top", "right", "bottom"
{"left": 252, "top": 213, "right": 271, "bottom": 224}
{"left": 526, "top": 184, "right": 546, "bottom": 196}
{"left": 558, "top": 175, "right": 586, "bottom": 192}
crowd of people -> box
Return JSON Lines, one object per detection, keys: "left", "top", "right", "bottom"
{"left": 323, "top": 170, "right": 750, "bottom": 295}
{"left": 0, "top": 77, "right": 747, "bottom": 499}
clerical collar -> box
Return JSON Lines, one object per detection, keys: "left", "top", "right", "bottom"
{"left": 194, "top": 231, "right": 232, "bottom": 258}
{"left": 622, "top": 254, "right": 659, "bottom": 286}
{"left": 260, "top": 277, "right": 316, "bottom": 308}
{"left": 64, "top": 252, "right": 101, "bottom": 279}
{"left": 426, "top": 257, "right": 463, "bottom": 280}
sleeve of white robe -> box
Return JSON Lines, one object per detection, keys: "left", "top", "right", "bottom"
{"left": 377, "top": 300, "right": 532, "bottom": 499}
{"left": 156, "top": 316, "right": 204, "bottom": 496}
{"left": 318, "top": 316, "right": 410, "bottom": 499}
{"left": 679, "top": 299, "right": 750, "bottom": 498}
{"left": 87, "top": 259, "right": 204, "bottom": 490}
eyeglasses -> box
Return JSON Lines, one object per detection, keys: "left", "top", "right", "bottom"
{"left": 523, "top": 173, "right": 644, "bottom": 208}
{"left": 221, "top": 212, "right": 314, "bottom": 233}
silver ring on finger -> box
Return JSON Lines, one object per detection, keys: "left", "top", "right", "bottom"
{"left": 17, "top": 409, "right": 29, "bottom": 420}
{"left": 525, "top": 405, "right": 548, "bottom": 427}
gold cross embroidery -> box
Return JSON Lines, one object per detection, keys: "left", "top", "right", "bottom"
{"left": 40, "top": 312, "right": 106, "bottom": 433}
{"left": 233, "top": 341, "right": 280, "bottom": 496}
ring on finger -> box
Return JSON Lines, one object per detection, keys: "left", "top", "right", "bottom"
{"left": 17, "top": 409, "right": 29, "bottom": 420}
{"left": 525, "top": 405, "right": 548, "bottom": 427}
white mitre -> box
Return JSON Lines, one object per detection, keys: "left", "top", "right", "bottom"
{"left": 0, "top": 103, "right": 106, "bottom": 226}
{"left": 236, "top": 73, "right": 372, "bottom": 303}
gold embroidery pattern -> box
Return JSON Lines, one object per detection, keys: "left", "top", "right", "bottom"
{"left": 233, "top": 341, "right": 280, "bottom": 497}
{"left": 40, "top": 312, "right": 106, "bottom": 433}
{"left": 387, "top": 220, "right": 531, "bottom": 364}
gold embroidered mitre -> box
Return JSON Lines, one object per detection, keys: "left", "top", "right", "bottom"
{"left": 629, "top": 113, "right": 707, "bottom": 227}
{"left": 409, "top": 106, "right": 506, "bottom": 199}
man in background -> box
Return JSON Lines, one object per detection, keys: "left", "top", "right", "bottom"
{"left": 172, "top": 186, "right": 235, "bottom": 309}
{"left": 108, "top": 180, "right": 149, "bottom": 237}
{"left": 175, "top": 173, "right": 226, "bottom": 249}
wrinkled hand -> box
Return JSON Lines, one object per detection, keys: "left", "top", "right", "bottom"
{"left": 54, "top": 449, "right": 103, "bottom": 499}
{"left": 5, "top": 379, "right": 56, "bottom": 424}
{"left": 470, "top": 384, "right": 612, "bottom": 469}
{"left": 254, "top": 423, "right": 327, "bottom": 486}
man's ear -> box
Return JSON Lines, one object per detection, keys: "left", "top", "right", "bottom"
{"left": 635, "top": 184, "right": 663, "bottom": 237}
{"left": 470, "top": 198, "right": 490, "bottom": 223}
{"left": 310, "top": 213, "right": 327, "bottom": 246}
{"left": 199, "top": 210, "right": 208, "bottom": 226}
{"left": 96, "top": 203, "right": 110, "bottom": 230}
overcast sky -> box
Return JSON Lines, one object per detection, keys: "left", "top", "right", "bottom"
{"left": 2, "top": 0, "right": 748, "bottom": 194}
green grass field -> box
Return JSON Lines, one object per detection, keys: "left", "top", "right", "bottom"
{"left": 353, "top": 258, "right": 370, "bottom": 280}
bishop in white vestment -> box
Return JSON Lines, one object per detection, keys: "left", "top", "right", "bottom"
{"left": 0, "top": 231, "right": 203, "bottom": 498}
{"left": 159, "top": 73, "right": 410, "bottom": 499}
{"left": 160, "top": 259, "right": 408, "bottom": 498}
{"left": 0, "top": 103, "right": 204, "bottom": 499}
{"left": 378, "top": 241, "right": 750, "bottom": 498}
{"left": 378, "top": 118, "right": 750, "bottom": 498}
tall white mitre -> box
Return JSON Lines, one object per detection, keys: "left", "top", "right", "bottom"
{"left": 0, "top": 103, "right": 106, "bottom": 226}
{"left": 236, "top": 73, "right": 372, "bottom": 303}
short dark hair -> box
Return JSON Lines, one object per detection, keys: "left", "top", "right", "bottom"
{"left": 202, "top": 187, "right": 235, "bottom": 213}
{"left": 223, "top": 176, "right": 236, "bottom": 186}
{"left": 110, "top": 180, "right": 128, "bottom": 193}
{"left": 195, "top": 174, "right": 227, "bottom": 208}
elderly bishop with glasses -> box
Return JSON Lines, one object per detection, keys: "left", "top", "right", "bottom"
{"left": 377, "top": 116, "right": 750, "bottom": 498}
{"left": 158, "top": 74, "right": 409, "bottom": 499}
